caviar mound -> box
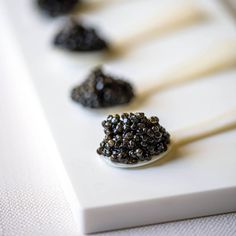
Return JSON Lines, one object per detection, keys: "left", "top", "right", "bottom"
{"left": 54, "top": 19, "right": 108, "bottom": 52}
{"left": 37, "top": 0, "right": 79, "bottom": 17}
{"left": 71, "top": 68, "right": 135, "bottom": 108}
{"left": 97, "top": 113, "right": 170, "bottom": 164}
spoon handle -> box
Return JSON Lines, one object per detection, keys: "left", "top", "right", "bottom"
{"left": 173, "top": 109, "right": 236, "bottom": 147}
{"left": 111, "top": 4, "right": 202, "bottom": 54}
{"left": 143, "top": 41, "right": 236, "bottom": 95}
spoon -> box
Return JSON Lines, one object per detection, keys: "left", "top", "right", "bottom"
{"left": 71, "top": 40, "right": 236, "bottom": 109}
{"left": 54, "top": 4, "right": 202, "bottom": 53}
{"left": 101, "top": 109, "right": 236, "bottom": 168}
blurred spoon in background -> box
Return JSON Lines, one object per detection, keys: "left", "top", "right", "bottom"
{"left": 53, "top": 4, "right": 204, "bottom": 57}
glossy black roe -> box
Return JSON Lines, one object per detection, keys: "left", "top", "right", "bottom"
{"left": 71, "top": 68, "right": 135, "bottom": 108}
{"left": 54, "top": 19, "right": 108, "bottom": 52}
{"left": 37, "top": 0, "right": 78, "bottom": 17}
{"left": 97, "top": 113, "right": 170, "bottom": 164}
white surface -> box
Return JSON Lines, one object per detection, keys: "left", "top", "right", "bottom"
{"left": 0, "top": 64, "right": 236, "bottom": 236}
{"left": 0, "top": 65, "right": 236, "bottom": 236}
{"left": 0, "top": 57, "right": 236, "bottom": 236}
{"left": 1, "top": 0, "right": 236, "bottom": 234}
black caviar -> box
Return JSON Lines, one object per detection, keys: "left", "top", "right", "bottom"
{"left": 71, "top": 67, "right": 135, "bottom": 108}
{"left": 54, "top": 19, "right": 108, "bottom": 52}
{"left": 97, "top": 113, "right": 170, "bottom": 164}
{"left": 37, "top": 0, "right": 79, "bottom": 17}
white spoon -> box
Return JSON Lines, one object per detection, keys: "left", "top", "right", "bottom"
{"left": 71, "top": 40, "right": 236, "bottom": 109}
{"left": 55, "top": 4, "right": 202, "bottom": 54}
{"left": 101, "top": 109, "right": 236, "bottom": 168}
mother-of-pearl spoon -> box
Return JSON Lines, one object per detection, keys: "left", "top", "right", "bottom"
{"left": 54, "top": 4, "right": 202, "bottom": 54}
{"left": 71, "top": 40, "right": 236, "bottom": 109}
{"left": 101, "top": 109, "right": 236, "bottom": 168}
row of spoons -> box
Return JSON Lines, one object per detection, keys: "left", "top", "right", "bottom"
{"left": 37, "top": 1, "right": 236, "bottom": 168}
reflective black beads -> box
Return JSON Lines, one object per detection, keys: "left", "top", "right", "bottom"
{"left": 37, "top": 0, "right": 78, "bottom": 17}
{"left": 71, "top": 67, "right": 135, "bottom": 108}
{"left": 54, "top": 19, "right": 108, "bottom": 52}
{"left": 97, "top": 113, "right": 170, "bottom": 164}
